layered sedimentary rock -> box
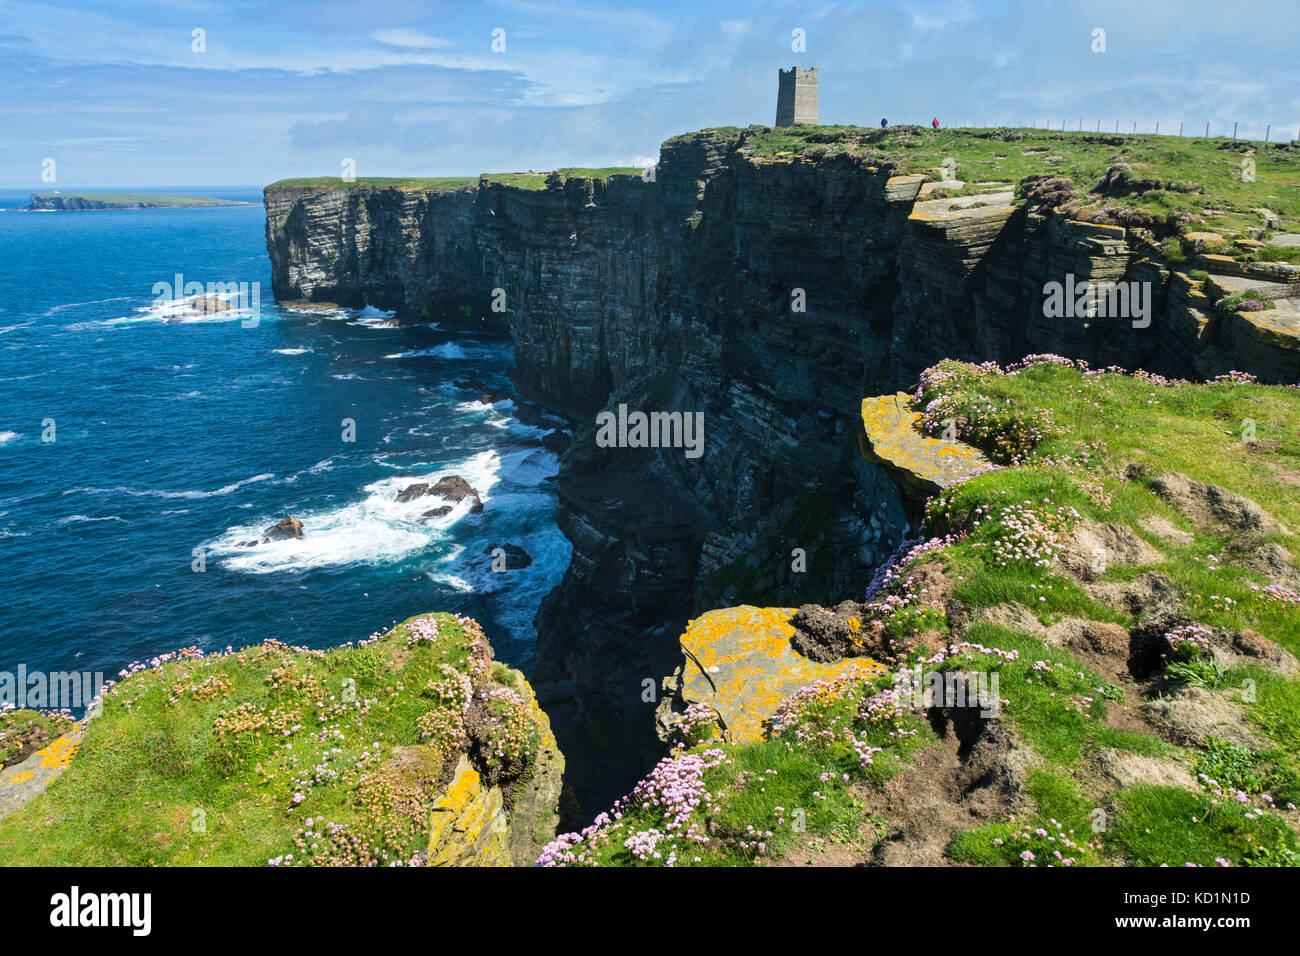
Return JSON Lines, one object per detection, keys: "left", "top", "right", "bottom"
{"left": 265, "top": 127, "right": 1298, "bottom": 813}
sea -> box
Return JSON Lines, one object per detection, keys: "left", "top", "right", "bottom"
{"left": 0, "top": 185, "right": 570, "bottom": 693}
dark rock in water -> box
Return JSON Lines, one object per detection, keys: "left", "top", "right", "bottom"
{"left": 512, "top": 403, "right": 546, "bottom": 427}
{"left": 484, "top": 543, "right": 532, "bottom": 569}
{"left": 542, "top": 429, "right": 571, "bottom": 453}
{"left": 421, "top": 505, "right": 453, "bottom": 520}
{"left": 430, "top": 475, "right": 484, "bottom": 513}
{"left": 478, "top": 391, "right": 509, "bottom": 405}
{"left": 256, "top": 515, "right": 304, "bottom": 544}
{"left": 396, "top": 483, "right": 430, "bottom": 502}
{"left": 453, "top": 379, "right": 490, "bottom": 393}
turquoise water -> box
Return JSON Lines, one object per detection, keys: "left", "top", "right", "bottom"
{"left": 0, "top": 187, "right": 569, "bottom": 688}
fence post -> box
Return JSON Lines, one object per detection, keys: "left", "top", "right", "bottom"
{"left": 1132, "top": 121, "right": 1137, "bottom": 134}
{"left": 1233, "top": 122, "right": 1237, "bottom": 139}
{"left": 1265, "top": 125, "right": 1270, "bottom": 142}
{"left": 1155, "top": 122, "right": 1159, "bottom": 134}
{"left": 1179, "top": 122, "right": 1183, "bottom": 137}
{"left": 1205, "top": 122, "right": 1210, "bottom": 138}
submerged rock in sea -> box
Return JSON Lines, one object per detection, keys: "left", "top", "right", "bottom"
{"left": 484, "top": 543, "right": 532, "bottom": 569}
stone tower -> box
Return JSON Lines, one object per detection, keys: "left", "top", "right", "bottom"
{"left": 775, "top": 67, "right": 818, "bottom": 127}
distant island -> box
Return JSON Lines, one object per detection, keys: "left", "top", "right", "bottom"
{"left": 22, "top": 192, "right": 251, "bottom": 211}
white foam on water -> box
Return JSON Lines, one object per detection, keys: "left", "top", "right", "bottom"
{"left": 272, "top": 347, "right": 312, "bottom": 355}
{"left": 42, "top": 296, "right": 132, "bottom": 318}
{"left": 66, "top": 472, "right": 275, "bottom": 500}
{"left": 0, "top": 431, "right": 20, "bottom": 445}
{"left": 385, "top": 341, "right": 472, "bottom": 360}
{"left": 348, "top": 306, "right": 398, "bottom": 328}
{"left": 211, "top": 451, "right": 506, "bottom": 573}
{"left": 99, "top": 291, "right": 264, "bottom": 328}
{"left": 57, "top": 514, "right": 125, "bottom": 525}
{"left": 496, "top": 446, "right": 560, "bottom": 486}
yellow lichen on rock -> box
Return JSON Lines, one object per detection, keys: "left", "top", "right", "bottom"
{"left": 678, "top": 606, "right": 884, "bottom": 745}
{"left": 859, "top": 393, "right": 989, "bottom": 495}
{"left": 427, "top": 756, "right": 512, "bottom": 867}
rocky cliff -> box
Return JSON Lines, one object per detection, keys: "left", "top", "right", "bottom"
{"left": 264, "top": 126, "right": 1300, "bottom": 813}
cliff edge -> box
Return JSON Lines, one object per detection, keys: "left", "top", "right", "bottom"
{"left": 0, "top": 613, "right": 562, "bottom": 866}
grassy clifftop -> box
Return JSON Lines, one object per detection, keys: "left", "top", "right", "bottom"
{"left": 267, "top": 167, "right": 644, "bottom": 193}
{"left": 543, "top": 359, "right": 1300, "bottom": 867}
{"left": 739, "top": 124, "right": 1300, "bottom": 241}
{"left": 0, "top": 613, "right": 561, "bottom": 866}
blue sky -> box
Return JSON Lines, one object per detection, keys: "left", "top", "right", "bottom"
{"left": 1, "top": 0, "right": 1297, "bottom": 187}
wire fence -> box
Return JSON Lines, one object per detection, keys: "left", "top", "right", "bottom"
{"left": 951, "top": 120, "right": 1298, "bottom": 144}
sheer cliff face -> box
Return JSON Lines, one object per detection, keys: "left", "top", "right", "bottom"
{"left": 265, "top": 184, "right": 487, "bottom": 319}
{"left": 264, "top": 129, "right": 1286, "bottom": 811}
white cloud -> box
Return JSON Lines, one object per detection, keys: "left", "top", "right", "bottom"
{"left": 372, "top": 28, "right": 453, "bottom": 50}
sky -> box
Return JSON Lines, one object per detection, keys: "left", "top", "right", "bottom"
{"left": 1, "top": 0, "right": 1298, "bottom": 187}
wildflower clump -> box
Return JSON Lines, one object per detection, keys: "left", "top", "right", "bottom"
{"left": 0, "top": 709, "right": 76, "bottom": 769}
{"left": 916, "top": 359, "right": 1061, "bottom": 463}
{"left": 993, "top": 819, "right": 1098, "bottom": 867}
{"left": 469, "top": 685, "right": 542, "bottom": 788}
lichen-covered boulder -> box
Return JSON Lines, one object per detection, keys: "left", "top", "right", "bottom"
{"left": 859, "top": 393, "right": 990, "bottom": 497}
{"left": 672, "top": 606, "right": 884, "bottom": 745}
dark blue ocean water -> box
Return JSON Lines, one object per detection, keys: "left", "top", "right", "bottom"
{"left": 0, "top": 186, "right": 569, "bottom": 688}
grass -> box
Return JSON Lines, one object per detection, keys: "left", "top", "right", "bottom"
{"left": 949, "top": 769, "right": 1104, "bottom": 866}
{"left": 537, "top": 671, "right": 937, "bottom": 866}
{"left": 1110, "top": 784, "right": 1299, "bottom": 866}
{"left": 955, "top": 622, "right": 1155, "bottom": 767}
{"left": 0, "top": 613, "right": 546, "bottom": 866}
{"left": 737, "top": 124, "right": 1300, "bottom": 240}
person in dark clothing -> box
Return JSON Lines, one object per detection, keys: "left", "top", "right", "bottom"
{"left": 881, "top": 117, "right": 888, "bottom": 128}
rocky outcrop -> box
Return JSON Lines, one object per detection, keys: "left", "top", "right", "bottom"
{"left": 662, "top": 605, "right": 885, "bottom": 745}
{"left": 396, "top": 476, "right": 484, "bottom": 513}
{"left": 264, "top": 127, "right": 1299, "bottom": 812}
{"left": 243, "top": 515, "right": 303, "bottom": 546}
{"left": 858, "top": 392, "right": 991, "bottom": 500}
{"left": 427, "top": 666, "right": 563, "bottom": 867}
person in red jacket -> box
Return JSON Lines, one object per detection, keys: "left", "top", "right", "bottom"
{"left": 932, "top": 117, "right": 939, "bottom": 129}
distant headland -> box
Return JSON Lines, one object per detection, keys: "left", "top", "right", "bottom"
{"left": 19, "top": 192, "right": 252, "bottom": 211}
